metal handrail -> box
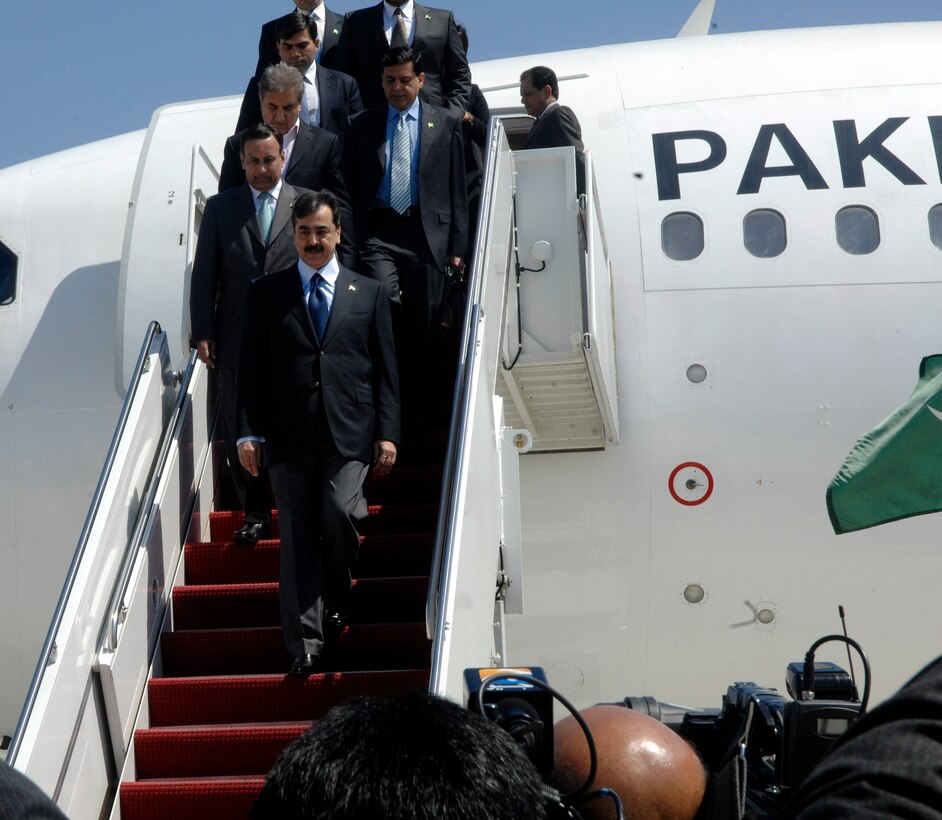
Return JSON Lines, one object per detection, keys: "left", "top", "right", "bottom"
{"left": 105, "top": 349, "right": 198, "bottom": 652}
{"left": 425, "top": 117, "right": 504, "bottom": 651}
{"left": 8, "top": 321, "right": 164, "bottom": 763}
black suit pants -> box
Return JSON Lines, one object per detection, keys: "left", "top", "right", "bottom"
{"left": 218, "top": 367, "right": 271, "bottom": 523}
{"left": 269, "top": 433, "right": 368, "bottom": 658}
{"left": 360, "top": 208, "right": 450, "bottom": 428}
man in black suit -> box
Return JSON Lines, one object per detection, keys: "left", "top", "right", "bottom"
{"left": 237, "top": 13, "right": 363, "bottom": 139}
{"left": 190, "top": 123, "right": 308, "bottom": 545}
{"left": 221, "top": 63, "right": 355, "bottom": 264}
{"left": 334, "top": 0, "right": 471, "bottom": 114}
{"left": 344, "top": 47, "right": 467, "bottom": 426}
{"left": 255, "top": 0, "right": 343, "bottom": 73}
{"left": 236, "top": 190, "right": 399, "bottom": 676}
{"left": 519, "top": 65, "right": 586, "bottom": 194}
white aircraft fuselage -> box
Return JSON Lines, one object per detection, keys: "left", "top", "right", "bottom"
{"left": 1, "top": 21, "right": 942, "bottom": 737}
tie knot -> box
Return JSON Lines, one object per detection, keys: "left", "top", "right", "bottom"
{"left": 398, "top": 110, "right": 408, "bottom": 123}
{"left": 258, "top": 191, "right": 271, "bottom": 204}
{"left": 395, "top": 6, "right": 403, "bottom": 16}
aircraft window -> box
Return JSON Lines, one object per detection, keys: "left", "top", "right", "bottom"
{"left": 835, "top": 206, "right": 880, "bottom": 255}
{"left": 743, "top": 209, "right": 786, "bottom": 258}
{"left": 661, "top": 212, "right": 704, "bottom": 261}
{"left": 928, "top": 205, "right": 942, "bottom": 250}
{"left": 0, "top": 241, "right": 16, "bottom": 306}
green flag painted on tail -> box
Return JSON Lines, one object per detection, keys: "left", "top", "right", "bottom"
{"left": 827, "top": 354, "right": 942, "bottom": 534}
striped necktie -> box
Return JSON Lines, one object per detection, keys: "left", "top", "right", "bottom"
{"left": 390, "top": 111, "right": 412, "bottom": 214}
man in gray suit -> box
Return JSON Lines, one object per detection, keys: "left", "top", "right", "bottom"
{"left": 344, "top": 47, "right": 467, "bottom": 427}
{"left": 190, "top": 123, "right": 308, "bottom": 544}
{"left": 237, "top": 13, "right": 363, "bottom": 139}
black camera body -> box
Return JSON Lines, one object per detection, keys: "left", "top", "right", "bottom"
{"left": 644, "top": 661, "right": 861, "bottom": 815}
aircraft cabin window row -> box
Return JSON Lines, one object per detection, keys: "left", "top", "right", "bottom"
{"left": 0, "top": 241, "right": 16, "bottom": 306}
{"left": 657, "top": 205, "right": 932, "bottom": 260}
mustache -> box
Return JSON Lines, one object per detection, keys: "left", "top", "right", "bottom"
{"left": 305, "top": 244, "right": 322, "bottom": 253}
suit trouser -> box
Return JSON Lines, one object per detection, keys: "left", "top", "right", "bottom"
{"left": 269, "top": 434, "right": 368, "bottom": 657}
{"left": 217, "top": 368, "right": 272, "bottom": 524}
{"left": 360, "top": 208, "right": 451, "bottom": 429}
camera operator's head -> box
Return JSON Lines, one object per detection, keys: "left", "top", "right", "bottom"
{"left": 551, "top": 705, "right": 707, "bottom": 820}
{"left": 251, "top": 691, "right": 549, "bottom": 819}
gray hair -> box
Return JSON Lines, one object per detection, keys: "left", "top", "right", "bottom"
{"left": 258, "top": 62, "right": 305, "bottom": 104}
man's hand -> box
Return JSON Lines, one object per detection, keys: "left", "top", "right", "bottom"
{"left": 447, "top": 256, "right": 465, "bottom": 278}
{"left": 196, "top": 339, "right": 216, "bottom": 367}
{"left": 238, "top": 440, "right": 262, "bottom": 477}
{"left": 372, "top": 440, "right": 397, "bottom": 477}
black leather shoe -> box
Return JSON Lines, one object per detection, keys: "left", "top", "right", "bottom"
{"left": 288, "top": 654, "right": 320, "bottom": 677}
{"left": 233, "top": 522, "right": 270, "bottom": 545}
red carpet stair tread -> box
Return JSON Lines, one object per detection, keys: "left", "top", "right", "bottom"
{"left": 120, "top": 445, "right": 442, "bottom": 819}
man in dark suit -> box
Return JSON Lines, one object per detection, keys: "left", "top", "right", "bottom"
{"left": 221, "top": 63, "right": 355, "bottom": 264}
{"left": 237, "top": 13, "right": 363, "bottom": 139}
{"left": 190, "top": 123, "right": 308, "bottom": 545}
{"left": 333, "top": 0, "right": 471, "bottom": 114}
{"left": 255, "top": 0, "right": 343, "bottom": 73}
{"left": 519, "top": 65, "right": 586, "bottom": 194}
{"left": 236, "top": 190, "right": 399, "bottom": 676}
{"left": 344, "top": 47, "right": 467, "bottom": 426}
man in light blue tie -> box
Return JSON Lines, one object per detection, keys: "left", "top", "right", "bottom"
{"left": 236, "top": 190, "right": 399, "bottom": 676}
{"left": 344, "top": 47, "right": 468, "bottom": 429}
{"left": 190, "top": 123, "right": 312, "bottom": 545}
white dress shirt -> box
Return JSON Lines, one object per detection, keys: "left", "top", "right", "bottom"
{"left": 383, "top": 0, "right": 414, "bottom": 46}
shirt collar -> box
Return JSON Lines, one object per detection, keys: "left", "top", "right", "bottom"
{"left": 387, "top": 96, "right": 421, "bottom": 122}
{"left": 248, "top": 177, "right": 284, "bottom": 202}
{"left": 383, "top": 0, "right": 413, "bottom": 23}
{"left": 538, "top": 100, "right": 560, "bottom": 121}
{"left": 298, "top": 253, "right": 340, "bottom": 288}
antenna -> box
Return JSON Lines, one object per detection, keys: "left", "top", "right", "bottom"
{"left": 838, "top": 605, "right": 858, "bottom": 692}
{"left": 677, "top": 0, "right": 717, "bottom": 38}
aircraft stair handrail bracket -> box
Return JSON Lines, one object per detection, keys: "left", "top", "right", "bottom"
{"left": 497, "top": 144, "right": 619, "bottom": 451}
{"left": 8, "top": 322, "right": 180, "bottom": 798}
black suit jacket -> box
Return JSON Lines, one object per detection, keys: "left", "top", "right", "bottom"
{"left": 217, "top": 121, "right": 356, "bottom": 262}
{"left": 524, "top": 104, "right": 586, "bottom": 193}
{"left": 255, "top": 6, "right": 344, "bottom": 74}
{"left": 345, "top": 102, "right": 468, "bottom": 269}
{"left": 236, "top": 262, "right": 400, "bottom": 464}
{"left": 333, "top": 2, "right": 470, "bottom": 114}
{"left": 234, "top": 65, "right": 363, "bottom": 139}
{"left": 189, "top": 182, "right": 307, "bottom": 369}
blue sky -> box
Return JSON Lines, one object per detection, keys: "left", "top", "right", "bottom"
{"left": 2, "top": 0, "right": 940, "bottom": 168}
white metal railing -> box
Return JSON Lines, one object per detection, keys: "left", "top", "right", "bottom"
{"left": 7, "top": 324, "right": 194, "bottom": 817}
{"left": 428, "top": 121, "right": 521, "bottom": 699}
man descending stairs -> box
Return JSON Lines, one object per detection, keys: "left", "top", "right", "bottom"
{"left": 119, "top": 434, "right": 445, "bottom": 819}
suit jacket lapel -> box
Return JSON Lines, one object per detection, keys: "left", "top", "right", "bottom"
{"left": 287, "top": 127, "right": 310, "bottom": 177}
{"left": 269, "top": 185, "right": 295, "bottom": 244}
{"left": 287, "top": 270, "right": 319, "bottom": 347}
{"left": 320, "top": 267, "right": 357, "bottom": 347}
{"left": 240, "top": 186, "right": 264, "bottom": 245}
{"left": 412, "top": 3, "right": 430, "bottom": 43}
{"left": 371, "top": 3, "right": 388, "bottom": 55}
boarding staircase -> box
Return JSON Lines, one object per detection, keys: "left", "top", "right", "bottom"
{"left": 118, "top": 433, "right": 443, "bottom": 817}
{"left": 5, "top": 119, "right": 616, "bottom": 818}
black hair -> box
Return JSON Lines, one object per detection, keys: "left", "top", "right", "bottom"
{"left": 251, "top": 691, "right": 548, "bottom": 820}
{"left": 292, "top": 190, "right": 341, "bottom": 228}
{"left": 382, "top": 45, "right": 425, "bottom": 76}
{"left": 239, "top": 122, "right": 284, "bottom": 155}
{"left": 521, "top": 66, "right": 559, "bottom": 99}
{"left": 276, "top": 11, "right": 318, "bottom": 43}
